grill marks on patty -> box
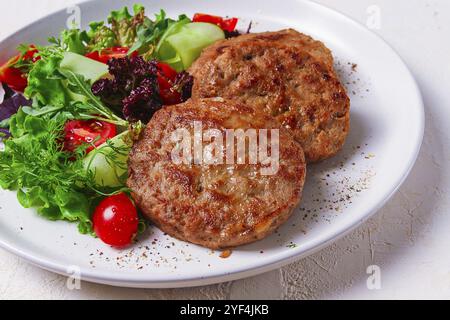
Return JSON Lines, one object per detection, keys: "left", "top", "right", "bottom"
{"left": 128, "top": 29, "right": 350, "bottom": 249}
{"left": 127, "top": 99, "right": 306, "bottom": 249}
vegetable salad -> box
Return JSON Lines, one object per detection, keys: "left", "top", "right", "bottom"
{"left": 0, "top": 4, "right": 240, "bottom": 246}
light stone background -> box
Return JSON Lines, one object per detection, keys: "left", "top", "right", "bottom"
{"left": 0, "top": 0, "right": 449, "bottom": 299}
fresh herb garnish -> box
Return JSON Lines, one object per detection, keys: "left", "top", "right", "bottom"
{"left": 0, "top": 110, "right": 97, "bottom": 233}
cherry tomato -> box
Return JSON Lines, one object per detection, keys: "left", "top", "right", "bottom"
{"left": 156, "top": 62, "right": 182, "bottom": 105}
{"left": 193, "top": 13, "right": 238, "bottom": 32}
{"left": 0, "top": 45, "right": 40, "bottom": 92}
{"left": 63, "top": 119, "right": 117, "bottom": 154}
{"left": 0, "top": 62, "right": 27, "bottom": 92}
{"left": 85, "top": 47, "right": 137, "bottom": 64}
{"left": 157, "top": 62, "right": 178, "bottom": 81}
{"left": 93, "top": 193, "right": 139, "bottom": 247}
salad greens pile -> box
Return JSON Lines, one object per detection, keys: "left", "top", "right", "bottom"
{"left": 25, "top": 50, "right": 125, "bottom": 126}
{"left": 0, "top": 45, "right": 130, "bottom": 233}
{"left": 0, "top": 4, "right": 231, "bottom": 238}
{"left": 129, "top": 10, "right": 191, "bottom": 60}
{"left": 87, "top": 4, "right": 146, "bottom": 52}
{"left": 49, "top": 5, "right": 224, "bottom": 71}
{"left": 1, "top": 109, "right": 95, "bottom": 233}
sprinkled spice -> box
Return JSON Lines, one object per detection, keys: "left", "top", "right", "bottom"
{"left": 81, "top": 117, "right": 376, "bottom": 271}
{"left": 334, "top": 59, "right": 370, "bottom": 98}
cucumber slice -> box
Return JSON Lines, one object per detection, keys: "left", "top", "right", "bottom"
{"left": 158, "top": 22, "right": 225, "bottom": 71}
{"left": 60, "top": 52, "right": 109, "bottom": 83}
{"left": 83, "top": 131, "right": 130, "bottom": 187}
{"left": 59, "top": 52, "right": 109, "bottom": 103}
{"left": 156, "top": 18, "right": 191, "bottom": 56}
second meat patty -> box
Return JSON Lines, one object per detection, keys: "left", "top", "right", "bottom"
{"left": 189, "top": 29, "right": 350, "bottom": 163}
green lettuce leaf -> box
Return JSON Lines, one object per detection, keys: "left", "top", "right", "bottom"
{"left": 24, "top": 49, "right": 127, "bottom": 127}
{"left": 86, "top": 21, "right": 118, "bottom": 52}
{"left": 60, "top": 29, "right": 90, "bottom": 55}
{"left": 24, "top": 53, "right": 68, "bottom": 107}
{"left": 108, "top": 5, "right": 146, "bottom": 47}
{"left": 0, "top": 110, "right": 95, "bottom": 234}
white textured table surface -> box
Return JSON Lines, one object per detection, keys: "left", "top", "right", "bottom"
{"left": 0, "top": 0, "right": 449, "bottom": 300}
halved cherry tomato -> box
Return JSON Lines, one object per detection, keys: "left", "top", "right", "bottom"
{"left": 0, "top": 63, "right": 27, "bottom": 92}
{"left": 93, "top": 193, "right": 139, "bottom": 247}
{"left": 62, "top": 119, "right": 117, "bottom": 154}
{"left": 85, "top": 47, "right": 137, "bottom": 64}
{"left": 193, "top": 13, "right": 238, "bottom": 32}
{"left": 156, "top": 62, "right": 182, "bottom": 105}
{"left": 0, "top": 45, "right": 40, "bottom": 92}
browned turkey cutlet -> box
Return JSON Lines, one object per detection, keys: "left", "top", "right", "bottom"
{"left": 189, "top": 29, "right": 350, "bottom": 163}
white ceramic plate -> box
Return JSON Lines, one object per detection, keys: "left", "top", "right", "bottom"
{"left": 0, "top": 0, "right": 424, "bottom": 288}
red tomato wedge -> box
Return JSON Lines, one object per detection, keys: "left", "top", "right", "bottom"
{"left": 156, "top": 62, "right": 182, "bottom": 105}
{"left": 63, "top": 119, "right": 117, "bottom": 154}
{"left": 93, "top": 193, "right": 139, "bottom": 247}
{"left": 192, "top": 13, "right": 238, "bottom": 32}
{"left": 85, "top": 47, "right": 137, "bottom": 64}
{"left": 0, "top": 45, "right": 40, "bottom": 92}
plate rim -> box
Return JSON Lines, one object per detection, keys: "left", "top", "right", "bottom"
{"left": 0, "top": 0, "right": 425, "bottom": 288}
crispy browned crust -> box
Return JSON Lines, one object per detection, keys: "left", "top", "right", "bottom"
{"left": 189, "top": 29, "right": 350, "bottom": 163}
{"left": 127, "top": 98, "right": 306, "bottom": 249}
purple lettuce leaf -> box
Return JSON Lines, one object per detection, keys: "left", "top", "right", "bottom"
{"left": 0, "top": 82, "right": 15, "bottom": 103}
{"left": 0, "top": 84, "right": 32, "bottom": 139}
{"left": 0, "top": 85, "right": 32, "bottom": 122}
{"left": 91, "top": 56, "right": 193, "bottom": 123}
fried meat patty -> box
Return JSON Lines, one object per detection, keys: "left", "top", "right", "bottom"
{"left": 189, "top": 29, "right": 350, "bottom": 162}
{"left": 127, "top": 98, "right": 306, "bottom": 249}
